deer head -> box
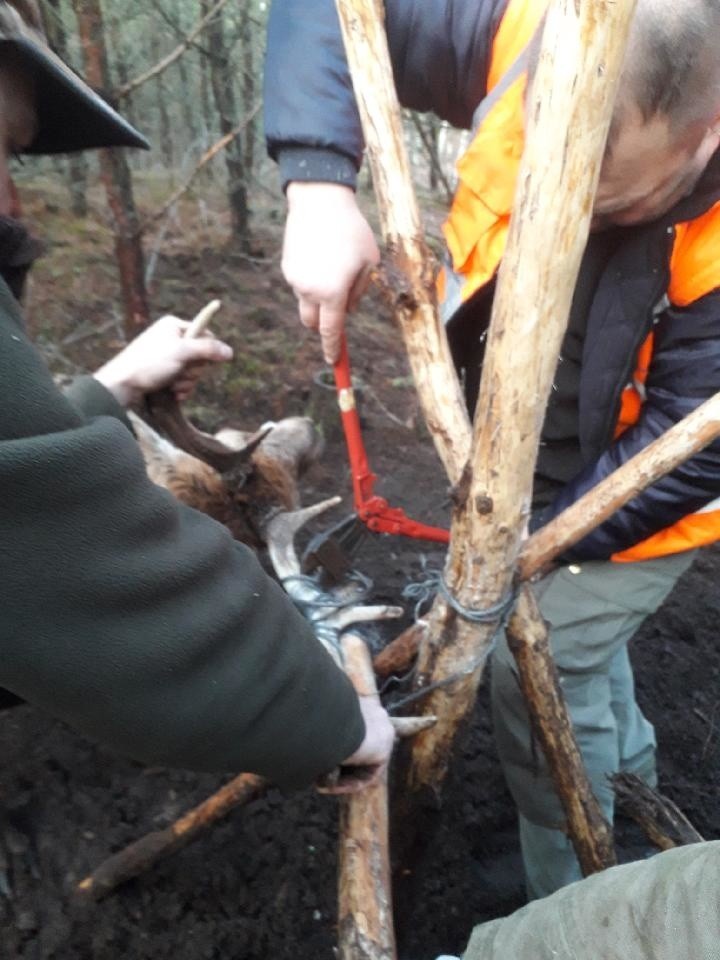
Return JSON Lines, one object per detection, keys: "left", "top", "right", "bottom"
{"left": 130, "top": 387, "right": 323, "bottom": 547}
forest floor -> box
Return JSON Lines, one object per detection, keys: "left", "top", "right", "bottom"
{"left": 1, "top": 179, "right": 718, "bottom": 959}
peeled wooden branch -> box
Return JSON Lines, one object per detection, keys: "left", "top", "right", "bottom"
{"left": 408, "top": 0, "right": 638, "bottom": 793}
{"left": 338, "top": 633, "right": 396, "bottom": 960}
{"left": 375, "top": 389, "right": 720, "bottom": 677}
{"left": 117, "top": 0, "right": 231, "bottom": 100}
{"left": 520, "top": 391, "right": 720, "bottom": 578}
{"left": 506, "top": 587, "right": 616, "bottom": 875}
{"left": 74, "top": 715, "right": 431, "bottom": 902}
{"left": 76, "top": 773, "right": 267, "bottom": 901}
{"left": 335, "top": 0, "right": 471, "bottom": 487}
{"left": 612, "top": 773, "right": 705, "bottom": 851}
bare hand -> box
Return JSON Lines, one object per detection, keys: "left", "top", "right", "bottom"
{"left": 94, "top": 315, "right": 233, "bottom": 408}
{"left": 317, "top": 694, "right": 395, "bottom": 795}
{"left": 283, "top": 182, "right": 380, "bottom": 364}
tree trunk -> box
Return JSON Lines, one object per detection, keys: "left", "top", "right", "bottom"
{"left": 240, "top": 2, "right": 256, "bottom": 182}
{"left": 203, "top": 0, "right": 251, "bottom": 247}
{"left": 177, "top": 37, "right": 197, "bottom": 152}
{"left": 44, "top": 0, "right": 89, "bottom": 218}
{"left": 72, "top": 0, "right": 150, "bottom": 337}
{"left": 150, "top": 32, "right": 174, "bottom": 170}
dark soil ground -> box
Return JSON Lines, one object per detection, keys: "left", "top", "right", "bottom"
{"left": 1, "top": 186, "right": 718, "bottom": 959}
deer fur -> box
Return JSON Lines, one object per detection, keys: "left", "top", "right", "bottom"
{"left": 128, "top": 412, "right": 323, "bottom": 547}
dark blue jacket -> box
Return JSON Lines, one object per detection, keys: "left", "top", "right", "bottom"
{"left": 264, "top": 0, "right": 720, "bottom": 562}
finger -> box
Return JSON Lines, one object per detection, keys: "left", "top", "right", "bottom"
{"left": 315, "top": 763, "right": 385, "bottom": 796}
{"left": 173, "top": 386, "right": 194, "bottom": 402}
{"left": 154, "top": 315, "right": 187, "bottom": 336}
{"left": 347, "top": 264, "right": 373, "bottom": 314}
{"left": 318, "top": 301, "right": 347, "bottom": 365}
{"left": 181, "top": 337, "right": 233, "bottom": 365}
{"left": 298, "top": 296, "right": 320, "bottom": 331}
{"left": 173, "top": 378, "right": 196, "bottom": 397}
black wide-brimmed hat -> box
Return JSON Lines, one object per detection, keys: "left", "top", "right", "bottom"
{"left": 0, "top": 0, "right": 149, "bottom": 154}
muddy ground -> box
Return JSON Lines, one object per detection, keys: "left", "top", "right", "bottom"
{"left": 0, "top": 189, "right": 718, "bottom": 959}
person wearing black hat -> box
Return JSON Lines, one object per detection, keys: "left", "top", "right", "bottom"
{"left": 0, "top": 0, "right": 394, "bottom": 790}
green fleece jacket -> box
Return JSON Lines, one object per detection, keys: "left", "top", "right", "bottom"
{"left": 0, "top": 279, "right": 364, "bottom": 789}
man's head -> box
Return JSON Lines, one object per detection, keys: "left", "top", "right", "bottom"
{"left": 593, "top": 0, "right": 720, "bottom": 227}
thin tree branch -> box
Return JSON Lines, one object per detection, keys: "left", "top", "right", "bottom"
{"left": 117, "top": 0, "right": 231, "bottom": 101}
{"left": 143, "top": 103, "right": 261, "bottom": 229}
{"left": 407, "top": 112, "right": 454, "bottom": 204}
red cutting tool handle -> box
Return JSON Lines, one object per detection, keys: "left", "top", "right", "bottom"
{"left": 333, "top": 337, "right": 450, "bottom": 545}
{"left": 333, "top": 337, "right": 377, "bottom": 506}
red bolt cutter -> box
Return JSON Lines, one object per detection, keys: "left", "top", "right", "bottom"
{"left": 332, "top": 336, "right": 450, "bottom": 544}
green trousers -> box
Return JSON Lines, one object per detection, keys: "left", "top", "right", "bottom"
{"left": 491, "top": 551, "right": 696, "bottom": 900}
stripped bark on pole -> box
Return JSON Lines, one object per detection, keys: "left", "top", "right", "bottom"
{"left": 612, "top": 773, "right": 705, "bottom": 851}
{"left": 338, "top": 633, "right": 396, "bottom": 960}
{"left": 335, "top": 0, "right": 636, "bottom": 874}
{"left": 377, "top": 388, "right": 720, "bottom": 674}
{"left": 76, "top": 773, "right": 268, "bottom": 901}
{"left": 409, "top": 0, "right": 638, "bottom": 792}
{"left": 334, "top": 0, "right": 471, "bottom": 486}
{"left": 506, "top": 587, "right": 616, "bottom": 875}
{"left": 519, "top": 391, "right": 720, "bottom": 578}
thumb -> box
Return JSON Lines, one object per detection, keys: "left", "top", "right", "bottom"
{"left": 182, "top": 337, "right": 233, "bottom": 365}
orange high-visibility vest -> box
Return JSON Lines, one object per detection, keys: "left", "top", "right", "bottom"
{"left": 440, "top": 0, "right": 720, "bottom": 562}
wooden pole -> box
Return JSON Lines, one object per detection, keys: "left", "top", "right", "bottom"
{"left": 334, "top": 0, "right": 471, "bottom": 487}
{"left": 611, "top": 773, "right": 705, "bottom": 851}
{"left": 408, "top": 0, "right": 638, "bottom": 794}
{"left": 376, "top": 387, "right": 720, "bottom": 675}
{"left": 335, "top": 0, "right": 636, "bottom": 878}
{"left": 338, "top": 633, "right": 396, "bottom": 960}
{"left": 76, "top": 773, "right": 268, "bottom": 901}
{"left": 506, "top": 587, "right": 616, "bottom": 874}
{"left": 519, "top": 391, "right": 720, "bottom": 577}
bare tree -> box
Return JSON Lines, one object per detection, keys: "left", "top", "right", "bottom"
{"left": 71, "top": 0, "right": 150, "bottom": 336}
{"left": 43, "top": 0, "right": 89, "bottom": 218}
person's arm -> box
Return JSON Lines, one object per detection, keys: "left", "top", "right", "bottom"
{"left": 264, "top": 0, "right": 499, "bottom": 184}
{"left": 533, "top": 291, "right": 720, "bottom": 560}
{"left": 264, "top": 0, "right": 501, "bottom": 362}
{"left": 0, "top": 303, "right": 387, "bottom": 790}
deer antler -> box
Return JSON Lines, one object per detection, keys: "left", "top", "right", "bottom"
{"left": 265, "top": 497, "right": 403, "bottom": 666}
{"left": 265, "top": 497, "right": 436, "bottom": 738}
{"left": 144, "top": 301, "right": 271, "bottom": 474}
